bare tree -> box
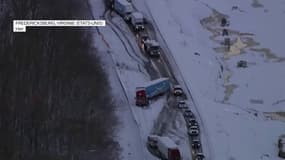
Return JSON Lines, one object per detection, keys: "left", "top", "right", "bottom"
{"left": 0, "top": 0, "right": 119, "bottom": 159}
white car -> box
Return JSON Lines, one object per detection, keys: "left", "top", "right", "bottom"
{"left": 188, "top": 127, "right": 199, "bottom": 136}
{"left": 173, "top": 85, "right": 183, "bottom": 96}
{"left": 177, "top": 100, "right": 188, "bottom": 109}
{"left": 190, "top": 125, "right": 199, "bottom": 131}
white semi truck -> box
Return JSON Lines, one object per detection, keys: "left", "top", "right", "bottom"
{"left": 114, "top": 0, "right": 133, "bottom": 21}
{"left": 130, "top": 12, "right": 144, "bottom": 31}
{"left": 147, "top": 135, "right": 181, "bottom": 160}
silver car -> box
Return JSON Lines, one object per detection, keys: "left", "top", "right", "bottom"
{"left": 177, "top": 100, "right": 188, "bottom": 109}
{"left": 173, "top": 85, "right": 183, "bottom": 96}
{"left": 188, "top": 128, "right": 199, "bottom": 136}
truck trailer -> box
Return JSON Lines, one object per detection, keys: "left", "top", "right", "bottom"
{"left": 114, "top": 0, "right": 133, "bottom": 21}
{"left": 156, "top": 136, "right": 181, "bottom": 160}
{"left": 136, "top": 78, "right": 170, "bottom": 106}
{"left": 130, "top": 12, "right": 144, "bottom": 31}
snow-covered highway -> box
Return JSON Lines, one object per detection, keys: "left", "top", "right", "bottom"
{"left": 89, "top": 0, "right": 285, "bottom": 159}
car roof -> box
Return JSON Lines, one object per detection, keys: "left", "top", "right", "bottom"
{"left": 132, "top": 12, "right": 144, "bottom": 19}
{"left": 174, "top": 85, "right": 182, "bottom": 88}
{"left": 141, "top": 34, "right": 148, "bottom": 38}
{"left": 196, "top": 153, "right": 204, "bottom": 157}
{"left": 145, "top": 39, "right": 159, "bottom": 45}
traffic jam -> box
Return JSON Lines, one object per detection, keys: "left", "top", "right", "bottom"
{"left": 106, "top": 0, "right": 205, "bottom": 159}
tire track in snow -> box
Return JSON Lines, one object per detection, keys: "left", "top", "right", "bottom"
{"left": 107, "top": 11, "right": 164, "bottom": 80}
{"left": 104, "top": 10, "right": 162, "bottom": 79}
{"left": 105, "top": 11, "right": 147, "bottom": 66}
{"left": 141, "top": 0, "right": 215, "bottom": 159}
{"left": 85, "top": 1, "right": 155, "bottom": 160}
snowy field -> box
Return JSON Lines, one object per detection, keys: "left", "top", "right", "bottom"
{"left": 133, "top": 0, "right": 285, "bottom": 159}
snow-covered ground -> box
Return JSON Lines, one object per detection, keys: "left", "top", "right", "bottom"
{"left": 133, "top": 0, "right": 285, "bottom": 159}
{"left": 88, "top": 0, "right": 193, "bottom": 159}
{"left": 88, "top": 1, "right": 152, "bottom": 159}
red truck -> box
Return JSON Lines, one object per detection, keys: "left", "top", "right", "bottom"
{"left": 136, "top": 78, "right": 170, "bottom": 106}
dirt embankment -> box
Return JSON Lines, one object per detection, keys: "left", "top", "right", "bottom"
{"left": 0, "top": 0, "right": 119, "bottom": 160}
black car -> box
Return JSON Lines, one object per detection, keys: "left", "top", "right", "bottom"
{"left": 183, "top": 110, "right": 194, "bottom": 118}
{"left": 186, "top": 118, "right": 198, "bottom": 127}
{"left": 237, "top": 60, "right": 247, "bottom": 68}
{"left": 191, "top": 139, "right": 201, "bottom": 149}
{"left": 177, "top": 100, "right": 188, "bottom": 109}
{"left": 194, "top": 153, "right": 205, "bottom": 160}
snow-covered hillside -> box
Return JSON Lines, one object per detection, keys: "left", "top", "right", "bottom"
{"left": 133, "top": 0, "right": 285, "bottom": 159}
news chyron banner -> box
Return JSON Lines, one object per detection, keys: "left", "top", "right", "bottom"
{"left": 13, "top": 20, "right": 106, "bottom": 32}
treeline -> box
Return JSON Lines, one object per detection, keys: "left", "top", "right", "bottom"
{"left": 0, "top": 0, "right": 118, "bottom": 160}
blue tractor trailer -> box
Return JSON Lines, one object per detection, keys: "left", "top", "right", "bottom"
{"left": 136, "top": 78, "right": 171, "bottom": 106}
{"left": 114, "top": 0, "right": 133, "bottom": 20}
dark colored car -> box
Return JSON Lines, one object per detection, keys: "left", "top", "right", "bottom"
{"left": 186, "top": 118, "right": 198, "bottom": 128}
{"left": 183, "top": 109, "right": 194, "bottom": 118}
{"left": 194, "top": 153, "right": 205, "bottom": 160}
{"left": 191, "top": 139, "right": 201, "bottom": 149}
